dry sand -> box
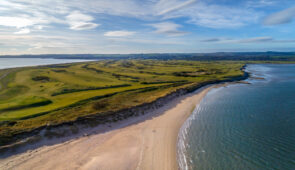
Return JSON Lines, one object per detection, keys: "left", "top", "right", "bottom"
{"left": 0, "top": 85, "right": 217, "bottom": 170}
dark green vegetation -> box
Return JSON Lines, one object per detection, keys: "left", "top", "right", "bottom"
{"left": 0, "top": 60, "right": 246, "bottom": 145}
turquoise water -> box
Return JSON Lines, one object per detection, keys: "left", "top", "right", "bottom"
{"left": 0, "top": 58, "right": 92, "bottom": 70}
{"left": 181, "top": 64, "right": 295, "bottom": 170}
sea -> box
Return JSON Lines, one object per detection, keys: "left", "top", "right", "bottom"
{"left": 179, "top": 64, "right": 295, "bottom": 170}
{"left": 0, "top": 58, "right": 92, "bottom": 70}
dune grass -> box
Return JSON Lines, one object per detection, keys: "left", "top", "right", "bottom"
{"left": 0, "top": 60, "right": 245, "bottom": 142}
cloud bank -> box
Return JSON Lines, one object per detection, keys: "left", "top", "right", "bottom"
{"left": 263, "top": 6, "right": 295, "bottom": 25}
{"left": 0, "top": 0, "right": 294, "bottom": 54}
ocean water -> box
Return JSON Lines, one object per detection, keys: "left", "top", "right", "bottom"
{"left": 180, "top": 64, "right": 295, "bottom": 170}
{"left": 0, "top": 58, "right": 92, "bottom": 70}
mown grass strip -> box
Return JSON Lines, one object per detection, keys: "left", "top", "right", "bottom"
{"left": 17, "top": 82, "right": 189, "bottom": 120}
{"left": 0, "top": 100, "right": 52, "bottom": 112}
{"left": 140, "top": 80, "right": 189, "bottom": 85}
{"left": 51, "top": 84, "right": 131, "bottom": 96}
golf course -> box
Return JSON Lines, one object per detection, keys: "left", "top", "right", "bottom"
{"left": 0, "top": 60, "right": 245, "bottom": 145}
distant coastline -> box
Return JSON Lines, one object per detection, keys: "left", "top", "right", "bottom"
{"left": 0, "top": 52, "right": 295, "bottom": 61}
{"left": 0, "top": 58, "right": 93, "bottom": 70}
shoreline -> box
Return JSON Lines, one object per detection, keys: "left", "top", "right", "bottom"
{"left": 0, "top": 65, "right": 249, "bottom": 169}
{"left": 177, "top": 84, "right": 231, "bottom": 170}
{"left": 0, "top": 84, "right": 221, "bottom": 170}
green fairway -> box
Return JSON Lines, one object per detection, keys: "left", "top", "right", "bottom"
{"left": 0, "top": 60, "right": 245, "bottom": 142}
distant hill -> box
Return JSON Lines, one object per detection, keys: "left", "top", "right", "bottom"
{"left": 1, "top": 52, "right": 295, "bottom": 61}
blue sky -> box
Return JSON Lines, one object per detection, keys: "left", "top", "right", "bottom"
{"left": 0, "top": 0, "right": 294, "bottom": 54}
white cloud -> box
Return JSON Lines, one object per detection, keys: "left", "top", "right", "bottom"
{"left": 263, "top": 6, "right": 295, "bottom": 25}
{"left": 69, "top": 23, "right": 99, "bottom": 31}
{"left": 179, "top": 2, "right": 261, "bottom": 28}
{"left": 66, "top": 11, "right": 99, "bottom": 30}
{"left": 202, "top": 37, "right": 295, "bottom": 43}
{"left": 34, "top": 25, "right": 44, "bottom": 30}
{"left": 0, "top": 16, "right": 34, "bottom": 28}
{"left": 148, "top": 22, "right": 188, "bottom": 36}
{"left": 237, "top": 37, "right": 273, "bottom": 43}
{"left": 104, "top": 31, "right": 135, "bottom": 37}
{"left": 0, "top": 0, "right": 262, "bottom": 31}
{"left": 246, "top": 0, "right": 275, "bottom": 8}
{"left": 66, "top": 11, "right": 94, "bottom": 22}
{"left": 65, "top": 0, "right": 150, "bottom": 18}
{"left": 201, "top": 38, "right": 222, "bottom": 42}
{"left": 157, "top": 0, "right": 197, "bottom": 15}
{"left": 236, "top": 37, "right": 295, "bottom": 43}
{"left": 14, "top": 28, "right": 31, "bottom": 34}
{"left": 107, "top": 37, "right": 186, "bottom": 45}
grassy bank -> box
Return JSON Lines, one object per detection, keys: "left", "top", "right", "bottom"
{"left": 0, "top": 60, "right": 245, "bottom": 145}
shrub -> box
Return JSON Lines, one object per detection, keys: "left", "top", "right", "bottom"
{"left": 92, "top": 100, "right": 109, "bottom": 110}
{"left": 32, "top": 76, "right": 50, "bottom": 82}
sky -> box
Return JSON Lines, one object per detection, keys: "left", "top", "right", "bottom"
{"left": 0, "top": 0, "right": 294, "bottom": 55}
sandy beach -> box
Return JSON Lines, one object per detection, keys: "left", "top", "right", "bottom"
{"left": 0, "top": 85, "right": 216, "bottom": 170}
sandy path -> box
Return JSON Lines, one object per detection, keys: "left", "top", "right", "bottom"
{"left": 0, "top": 86, "right": 215, "bottom": 170}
